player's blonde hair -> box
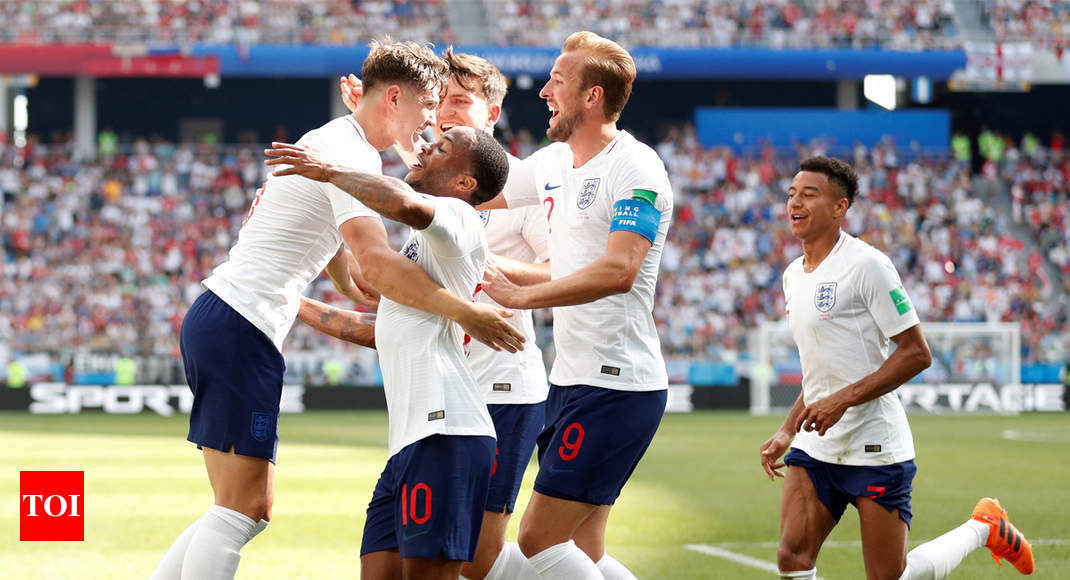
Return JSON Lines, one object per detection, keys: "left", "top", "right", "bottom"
{"left": 362, "top": 40, "right": 448, "bottom": 94}
{"left": 562, "top": 31, "right": 636, "bottom": 122}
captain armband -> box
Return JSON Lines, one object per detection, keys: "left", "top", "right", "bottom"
{"left": 609, "top": 189, "right": 660, "bottom": 243}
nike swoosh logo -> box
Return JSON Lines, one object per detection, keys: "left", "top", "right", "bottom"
{"left": 402, "top": 529, "right": 430, "bottom": 541}
{"left": 544, "top": 184, "right": 561, "bottom": 191}
{"left": 547, "top": 464, "right": 574, "bottom": 473}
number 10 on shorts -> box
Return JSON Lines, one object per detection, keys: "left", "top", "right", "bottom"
{"left": 401, "top": 483, "right": 432, "bottom": 525}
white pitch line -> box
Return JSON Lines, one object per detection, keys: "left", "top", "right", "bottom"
{"left": 710, "top": 538, "right": 1070, "bottom": 549}
{"left": 684, "top": 544, "right": 828, "bottom": 579}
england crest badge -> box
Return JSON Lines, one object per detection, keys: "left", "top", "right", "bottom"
{"left": 577, "top": 178, "right": 600, "bottom": 209}
{"left": 251, "top": 412, "right": 272, "bottom": 442}
{"left": 478, "top": 209, "right": 491, "bottom": 227}
{"left": 815, "top": 282, "right": 837, "bottom": 312}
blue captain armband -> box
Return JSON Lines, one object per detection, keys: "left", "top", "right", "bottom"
{"left": 609, "top": 190, "right": 660, "bottom": 243}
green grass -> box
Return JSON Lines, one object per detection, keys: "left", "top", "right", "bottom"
{"left": 2, "top": 411, "right": 1068, "bottom": 579}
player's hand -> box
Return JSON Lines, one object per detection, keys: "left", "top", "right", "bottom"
{"left": 482, "top": 262, "right": 525, "bottom": 309}
{"left": 458, "top": 303, "right": 525, "bottom": 353}
{"left": 265, "top": 142, "right": 332, "bottom": 182}
{"left": 759, "top": 430, "right": 792, "bottom": 481}
{"left": 340, "top": 74, "right": 362, "bottom": 113}
{"left": 348, "top": 270, "right": 380, "bottom": 310}
{"left": 795, "top": 395, "right": 848, "bottom": 436}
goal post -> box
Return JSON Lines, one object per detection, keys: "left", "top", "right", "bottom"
{"left": 750, "top": 321, "right": 1022, "bottom": 416}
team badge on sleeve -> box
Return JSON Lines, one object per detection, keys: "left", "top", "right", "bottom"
{"left": 815, "top": 282, "right": 837, "bottom": 312}
{"left": 478, "top": 210, "right": 491, "bottom": 227}
{"left": 577, "top": 178, "right": 600, "bottom": 209}
{"left": 890, "top": 285, "right": 914, "bottom": 315}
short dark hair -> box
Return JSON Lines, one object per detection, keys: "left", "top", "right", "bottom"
{"left": 466, "top": 131, "right": 510, "bottom": 205}
{"left": 362, "top": 40, "right": 447, "bottom": 94}
{"left": 799, "top": 156, "right": 859, "bottom": 206}
{"left": 442, "top": 47, "right": 508, "bottom": 107}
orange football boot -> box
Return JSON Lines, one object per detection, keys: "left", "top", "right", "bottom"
{"left": 971, "top": 497, "right": 1035, "bottom": 574}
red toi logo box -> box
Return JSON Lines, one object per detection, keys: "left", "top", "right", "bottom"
{"left": 20, "top": 471, "right": 84, "bottom": 541}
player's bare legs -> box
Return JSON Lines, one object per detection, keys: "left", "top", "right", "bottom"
{"left": 150, "top": 447, "right": 271, "bottom": 579}
{"left": 203, "top": 447, "right": 274, "bottom": 521}
{"left": 778, "top": 466, "right": 837, "bottom": 573}
{"left": 361, "top": 551, "right": 464, "bottom": 580}
{"left": 361, "top": 549, "right": 401, "bottom": 580}
{"left": 573, "top": 505, "right": 611, "bottom": 562}
{"left": 462, "top": 511, "right": 510, "bottom": 579}
{"left": 857, "top": 497, "right": 908, "bottom": 580}
{"left": 405, "top": 558, "right": 464, "bottom": 580}
{"left": 518, "top": 492, "right": 599, "bottom": 557}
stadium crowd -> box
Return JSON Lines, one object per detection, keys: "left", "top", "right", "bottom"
{"left": 983, "top": 0, "right": 1070, "bottom": 51}
{"left": 0, "top": 0, "right": 962, "bottom": 50}
{"left": 0, "top": 0, "right": 453, "bottom": 47}
{"left": 650, "top": 125, "right": 1069, "bottom": 365}
{"left": 1, "top": 126, "right": 1068, "bottom": 381}
{"left": 486, "top": 0, "right": 958, "bottom": 50}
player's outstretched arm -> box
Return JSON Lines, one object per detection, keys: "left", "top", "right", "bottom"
{"left": 485, "top": 254, "right": 551, "bottom": 287}
{"left": 483, "top": 230, "right": 648, "bottom": 309}
{"left": 265, "top": 142, "right": 436, "bottom": 230}
{"left": 298, "top": 296, "right": 376, "bottom": 349}
{"left": 796, "top": 324, "right": 932, "bottom": 436}
{"left": 324, "top": 245, "right": 380, "bottom": 309}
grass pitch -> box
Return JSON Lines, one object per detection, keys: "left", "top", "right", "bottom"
{"left": 2, "top": 410, "right": 1068, "bottom": 579}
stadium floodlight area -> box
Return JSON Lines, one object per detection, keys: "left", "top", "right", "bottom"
{"left": 750, "top": 321, "right": 1038, "bottom": 416}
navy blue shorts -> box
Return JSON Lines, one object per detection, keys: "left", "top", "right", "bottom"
{"left": 785, "top": 448, "right": 916, "bottom": 528}
{"left": 534, "top": 384, "right": 666, "bottom": 506}
{"left": 486, "top": 402, "right": 545, "bottom": 514}
{"left": 181, "top": 290, "right": 286, "bottom": 463}
{"left": 361, "top": 435, "right": 496, "bottom": 561}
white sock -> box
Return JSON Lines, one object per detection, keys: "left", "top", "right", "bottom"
{"left": 779, "top": 568, "right": 816, "bottom": 579}
{"left": 596, "top": 553, "right": 637, "bottom": 580}
{"left": 528, "top": 540, "right": 604, "bottom": 580}
{"left": 180, "top": 505, "right": 268, "bottom": 580}
{"left": 900, "top": 520, "right": 987, "bottom": 580}
{"left": 150, "top": 516, "right": 204, "bottom": 580}
{"left": 485, "top": 541, "right": 540, "bottom": 580}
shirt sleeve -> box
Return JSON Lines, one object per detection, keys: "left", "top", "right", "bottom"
{"left": 328, "top": 183, "right": 380, "bottom": 228}
{"left": 502, "top": 154, "right": 540, "bottom": 209}
{"left": 608, "top": 150, "right": 673, "bottom": 213}
{"left": 856, "top": 253, "right": 921, "bottom": 339}
{"left": 301, "top": 123, "right": 383, "bottom": 228}
{"left": 422, "top": 196, "right": 483, "bottom": 258}
{"left": 519, "top": 205, "right": 550, "bottom": 262}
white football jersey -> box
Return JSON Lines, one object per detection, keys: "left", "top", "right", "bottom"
{"left": 502, "top": 131, "right": 672, "bottom": 391}
{"left": 375, "top": 195, "right": 496, "bottom": 458}
{"left": 784, "top": 231, "right": 921, "bottom": 466}
{"left": 203, "top": 115, "right": 381, "bottom": 351}
{"left": 469, "top": 202, "right": 551, "bottom": 405}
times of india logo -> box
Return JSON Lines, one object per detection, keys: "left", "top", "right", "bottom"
{"left": 20, "top": 471, "right": 85, "bottom": 541}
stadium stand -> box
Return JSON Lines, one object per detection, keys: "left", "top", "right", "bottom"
{"left": 3, "top": 127, "right": 1067, "bottom": 384}
{"left": 483, "top": 0, "right": 959, "bottom": 49}
{"left": 0, "top": 0, "right": 964, "bottom": 50}
{"left": 982, "top": 0, "right": 1070, "bottom": 51}
{"left": 0, "top": 0, "right": 453, "bottom": 46}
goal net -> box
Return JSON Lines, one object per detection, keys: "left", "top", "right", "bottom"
{"left": 750, "top": 321, "right": 1022, "bottom": 416}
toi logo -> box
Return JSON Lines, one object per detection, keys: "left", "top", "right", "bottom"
{"left": 20, "top": 471, "right": 84, "bottom": 541}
